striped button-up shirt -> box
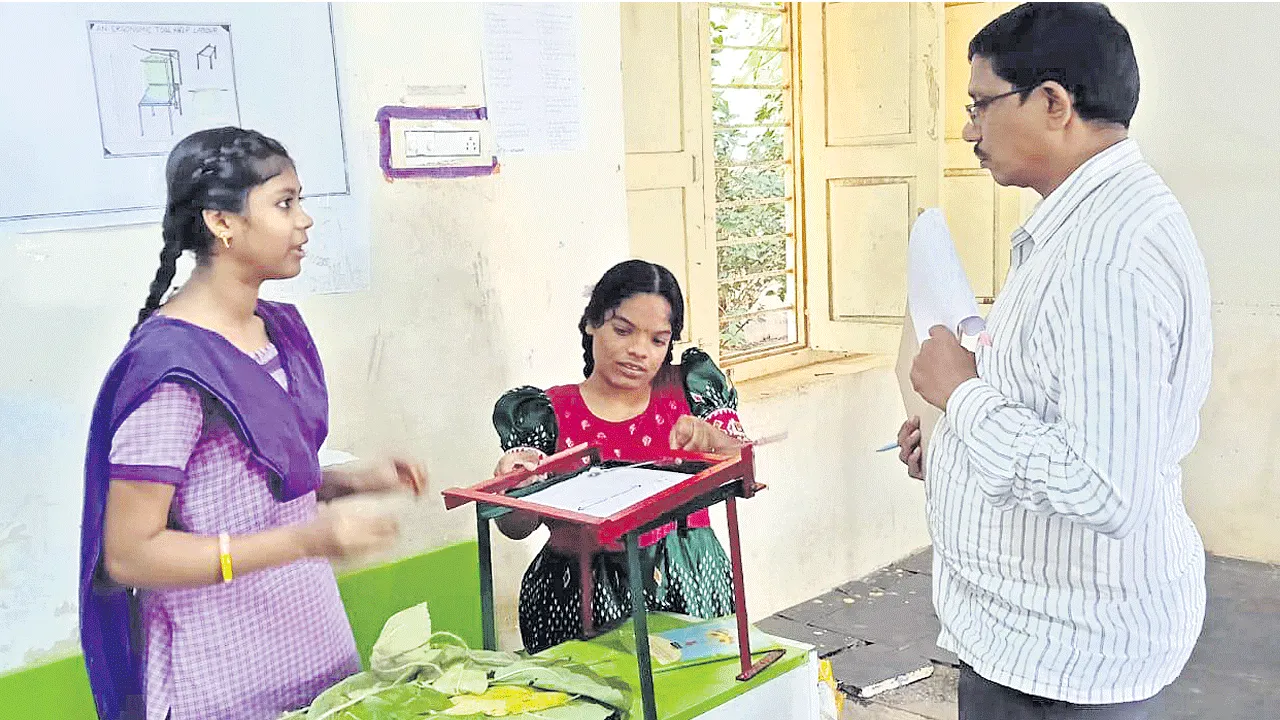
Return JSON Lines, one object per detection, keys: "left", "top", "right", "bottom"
{"left": 927, "top": 138, "right": 1213, "bottom": 704}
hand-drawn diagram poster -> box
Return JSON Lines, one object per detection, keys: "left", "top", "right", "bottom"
{"left": 88, "top": 21, "right": 241, "bottom": 157}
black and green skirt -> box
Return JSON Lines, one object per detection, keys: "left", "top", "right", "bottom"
{"left": 518, "top": 526, "right": 736, "bottom": 654}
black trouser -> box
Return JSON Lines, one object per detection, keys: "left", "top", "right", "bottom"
{"left": 959, "top": 664, "right": 1163, "bottom": 719}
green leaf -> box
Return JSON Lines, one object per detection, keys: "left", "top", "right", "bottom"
{"left": 427, "top": 631, "right": 469, "bottom": 648}
{"left": 430, "top": 661, "right": 490, "bottom": 696}
{"left": 372, "top": 683, "right": 452, "bottom": 713}
{"left": 306, "top": 673, "right": 384, "bottom": 719}
{"left": 307, "top": 679, "right": 451, "bottom": 720}
{"left": 461, "top": 648, "right": 524, "bottom": 669}
{"left": 371, "top": 602, "right": 434, "bottom": 669}
{"left": 372, "top": 639, "right": 520, "bottom": 682}
{"left": 372, "top": 645, "right": 457, "bottom": 681}
{"left": 490, "top": 661, "right": 630, "bottom": 710}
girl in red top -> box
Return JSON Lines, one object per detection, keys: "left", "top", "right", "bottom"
{"left": 492, "top": 260, "right": 746, "bottom": 653}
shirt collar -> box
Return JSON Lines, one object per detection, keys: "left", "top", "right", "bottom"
{"left": 1014, "top": 137, "right": 1144, "bottom": 250}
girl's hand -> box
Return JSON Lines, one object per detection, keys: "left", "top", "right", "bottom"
{"left": 669, "top": 415, "right": 742, "bottom": 454}
{"left": 345, "top": 455, "right": 428, "bottom": 496}
{"left": 494, "top": 449, "right": 546, "bottom": 489}
{"left": 299, "top": 503, "right": 399, "bottom": 559}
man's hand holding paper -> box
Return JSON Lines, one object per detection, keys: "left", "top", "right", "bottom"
{"left": 911, "top": 325, "right": 978, "bottom": 410}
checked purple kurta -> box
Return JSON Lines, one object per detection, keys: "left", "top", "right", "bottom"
{"left": 109, "top": 344, "right": 358, "bottom": 720}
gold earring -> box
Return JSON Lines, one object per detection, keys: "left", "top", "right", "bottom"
{"left": 219, "top": 234, "right": 232, "bottom": 249}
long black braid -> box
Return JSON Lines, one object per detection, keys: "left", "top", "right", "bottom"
{"left": 135, "top": 127, "right": 293, "bottom": 329}
{"left": 578, "top": 260, "right": 686, "bottom": 377}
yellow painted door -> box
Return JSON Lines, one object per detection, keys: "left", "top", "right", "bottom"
{"left": 797, "top": 2, "right": 947, "bottom": 354}
{"left": 620, "top": 3, "right": 718, "bottom": 358}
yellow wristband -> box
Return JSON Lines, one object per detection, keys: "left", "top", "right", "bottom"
{"left": 218, "top": 532, "right": 234, "bottom": 583}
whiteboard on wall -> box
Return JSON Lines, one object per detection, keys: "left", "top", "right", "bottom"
{"left": 0, "top": 2, "right": 350, "bottom": 230}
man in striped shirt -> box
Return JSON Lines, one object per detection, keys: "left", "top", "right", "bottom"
{"left": 899, "top": 4, "right": 1212, "bottom": 718}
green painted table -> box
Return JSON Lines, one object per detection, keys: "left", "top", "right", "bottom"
{"left": 539, "top": 613, "right": 819, "bottom": 720}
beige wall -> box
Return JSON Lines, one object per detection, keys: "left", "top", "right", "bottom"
{"left": 728, "top": 362, "right": 931, "bottom": 618}
{"left": 1111, "top": 2, "right": 1280, "bottom": 562}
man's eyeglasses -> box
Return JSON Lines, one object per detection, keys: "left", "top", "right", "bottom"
{"left": 965, "top": 85, "right": 1038, "bottom": 122}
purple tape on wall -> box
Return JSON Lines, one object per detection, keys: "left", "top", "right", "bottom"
{"left": 376, "top": 106, "right": 499, "bottom": 180}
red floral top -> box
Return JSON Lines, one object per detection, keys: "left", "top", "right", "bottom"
{"left": 495, "top": 348, "right": 745, "bottom": 547}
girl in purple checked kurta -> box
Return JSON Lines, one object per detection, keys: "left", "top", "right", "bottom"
{"left": 79, "top": 128, "right": 427, "bottom": 720}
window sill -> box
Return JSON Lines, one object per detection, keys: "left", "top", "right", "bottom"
{"left": 734, "top": 351, "right": 894, "bottom": 404}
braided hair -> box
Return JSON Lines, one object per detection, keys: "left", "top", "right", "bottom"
{"left": 135, "top": 127, "right": 293, "bottom": 329}
{"left": 578, "top": 260, "right": 685, "bottom": 378}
